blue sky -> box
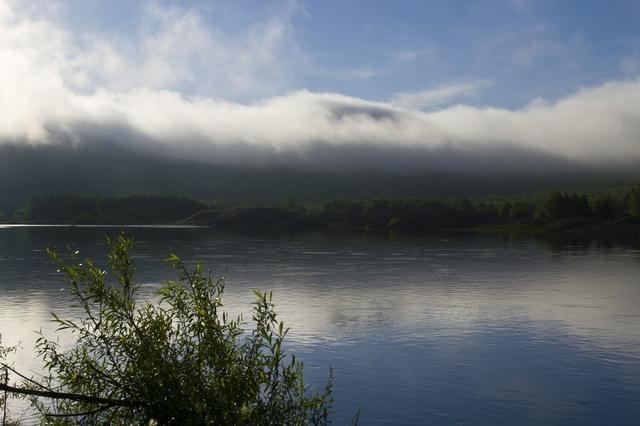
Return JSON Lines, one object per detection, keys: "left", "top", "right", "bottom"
{"left": 52, "top": 0, "right": 640, "bottom": 108}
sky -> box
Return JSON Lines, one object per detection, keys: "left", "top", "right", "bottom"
{"left": 1, "top": 0, "right": 640, "bottom": 175}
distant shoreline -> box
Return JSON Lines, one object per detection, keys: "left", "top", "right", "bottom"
{"left": 0, "top": 224, "right": 207, "bottom": 229}
{"left": 3, "top": 187, "right": 639, "bottom": 242}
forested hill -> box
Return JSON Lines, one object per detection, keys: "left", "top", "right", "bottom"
{"left": 0, "top": 142, "right": 634, "bottom": 216}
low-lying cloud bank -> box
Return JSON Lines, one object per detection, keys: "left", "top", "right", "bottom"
{"left": 1, "top": 0, "right": 639, "bottom": 177}
{"left": 2, "top": 81, "right": 639, "bottom": 176}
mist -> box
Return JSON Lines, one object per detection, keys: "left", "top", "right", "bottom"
{"left": 1, "top": 0, "right": 639, "bottom": 179}
{"left": 2, "top": 82, "right": 640, "bottom": 177}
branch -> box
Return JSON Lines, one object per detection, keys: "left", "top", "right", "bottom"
{"left": 1, "top": 363, "right": 54, "bottom": 393}
{"left": 0, "top": 383, "right": 142, "bottom": 408}
{"left": 44, "top": 403, "right": 116, "bottom": 418}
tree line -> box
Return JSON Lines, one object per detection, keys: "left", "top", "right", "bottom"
{"left": 278, "top": 185, "right": 640, "bottom": 231}
{"left": 6, "top": 194, "right": 207, "bottom": 224}
{"left": 2, "top": 185, "right": 640, "bottom": 230}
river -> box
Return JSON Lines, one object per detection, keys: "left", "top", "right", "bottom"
{"left": 1, "top": 225, "right": 639, "bottom": 424}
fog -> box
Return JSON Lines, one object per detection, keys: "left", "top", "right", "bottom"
{"left": 3, "top": 82, "right": 639, "bottom": 177}
{"left": 1, "top": 0, "right": 639, "bottom": 178}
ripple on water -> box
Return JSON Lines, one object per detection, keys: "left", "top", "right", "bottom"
{"left": 1, "top": 227, "right": 640, "bottom": 424}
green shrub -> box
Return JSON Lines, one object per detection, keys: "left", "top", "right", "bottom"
{"left": 1, "top": 338, "right": 10, "bottom": 420}
{"left": 24, "top": 234, "right": 333, "bottom": 425}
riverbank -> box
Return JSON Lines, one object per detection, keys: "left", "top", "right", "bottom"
{"left": 6, "top": 187, "right": 640, "bottom": 241}
{"left": 179, "top": 207, "right": 640, "bottom": 241}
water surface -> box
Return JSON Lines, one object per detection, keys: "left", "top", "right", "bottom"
{"left": 1, "top": 226, "right": 639, "bottom": 424}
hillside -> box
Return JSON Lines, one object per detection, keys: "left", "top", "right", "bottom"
{"left": 1, "top": 142, "right": 634, "bottom": 218}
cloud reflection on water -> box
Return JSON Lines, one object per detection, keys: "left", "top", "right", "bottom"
{"left": 1, "top": 227, "right": 639, "bottom": 423}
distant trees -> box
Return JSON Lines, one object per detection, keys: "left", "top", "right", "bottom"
{"left": 529, "top": 185, "right": 640, "bottom": 222}
{"left": 537, "top": 192, "right": 591, "bottom": 220}
{"left": 592, "top": 195, "right": 618, "bottom": 221}
{"left": 8, "top": 183, "right": 640, "bottom": 228}
{"left": 627, "top": 185, "right": 640, "bottom": 218}
{"left": 17, "top": 194, "right": 207, "bottom": 224}
{"left": 497, "top": 202, "right": 532, "bottom": 222}
{"left": 302, "top": 197, "right": 500, "bottom": 230}
{"left": 294, "top": 185, "right": 640, "bottom": 231}
{"left": 486, "top": 186, "right": 640, "bottom": 226}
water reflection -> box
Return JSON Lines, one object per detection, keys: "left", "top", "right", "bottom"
{"left": 1, "top": 226, "right": 640, "bottom": 424}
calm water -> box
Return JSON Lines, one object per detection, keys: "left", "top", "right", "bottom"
{"left": 1, "top": 226, "right": 640, "bottom": 425}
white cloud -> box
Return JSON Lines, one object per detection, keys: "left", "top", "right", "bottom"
{"left": 390, "top": 80, "right": 492, "bottom": 110}
{"left": 0, "top": 0, "right": 306, "bottom": 102}
{"left": 338, "top": 67, "right": 382, "bottom": 80}
{"left": 0, "top": 0, "right": 639, "bottom": 177}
